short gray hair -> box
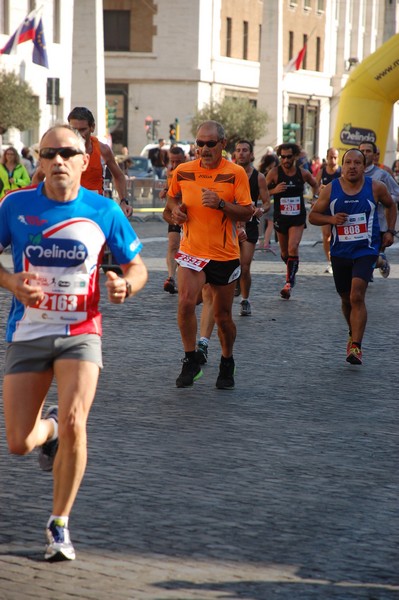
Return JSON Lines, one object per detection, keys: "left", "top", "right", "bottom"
{"left": 40, "top": 124, "right": 86, "bottom": 152}
{"left": 197, "top": 120, "right": 225, "bottom": 140}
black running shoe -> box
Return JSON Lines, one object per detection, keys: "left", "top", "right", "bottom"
{"left": 164, "top": 276, "right": 178, "bottom": 294}
{"left": 216, "top": 358, "right": 235, "bottom": 389}
{"left": 38, "top": 406, "right": 59, "bottom": 472}
{"left": 176, "top": 358, "right": 203, "bottom": 388}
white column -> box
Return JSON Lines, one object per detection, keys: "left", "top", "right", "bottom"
{"left": 256, "top": 0, "right": 283, "bottom": 160}
{"left": 71, "top": 0, "right": 106, "bottom": 140}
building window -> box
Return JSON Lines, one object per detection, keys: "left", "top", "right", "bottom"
{"left": 106, "top": 84, "right": 128, "bottom": 150}
{"left": 289, "top": 0, "right": 298, "bottom": 7}
{"left": 226, "top": 17, "right": 232, "bottom": 57}
{"left": 104, "top": 10, "right": 130, "bottom": 52}
{"left": 289, "top": 100, "right": 319, "bottom": 158}
{"left": 53, "top": 0, "right": 60, "bottom": 43}
{"left": 317, "top": 0, "right": 325, "bottom": 12}
{"left": 29, "top": 0, "right": 36, "bottom": 12}
{"left": 316, "top": 36, "right": 321, "bottom": 70}
{"left": 304, "top": 0, "right": 311, "bottom": 10}
{"left": 302, "top": 34, "right": 308, "bottom": 69}
{"left": 258, "top": 24, "right": 262, "bottom": 61}
{"left": 243, "top": 21, "right": 248, "bottom": 60}
{"left": 289, "top": 31, "right": 294, "bottom": 60}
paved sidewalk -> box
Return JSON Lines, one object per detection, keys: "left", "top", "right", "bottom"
{"left": 0, "top": 221, "right": 398, "bottom": 599}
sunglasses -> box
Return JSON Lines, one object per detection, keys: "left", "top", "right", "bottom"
{"left": 280, "top": 154, "right": 294, "bottom": 160}
{"left": 195, "top": 139, "right": 221, "bottom": 148}
{"left": 39, "top": 147, "right": 84, "bottom": 160}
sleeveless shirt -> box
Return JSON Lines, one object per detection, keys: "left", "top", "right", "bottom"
{"left": 81, "top": 136, "right": 103, "bottom": 194}
{"left": 329, "top": 177, "right": 380, "bottom": 259}
{"left": 273, "top": 166, "right": 305, "bottom": 220}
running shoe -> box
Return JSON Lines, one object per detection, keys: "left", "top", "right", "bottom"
{"left": 38, "top": 406, "right": 59, "bottom": 472}
{"left": 346, "top": 334, "right": 353, "bottom": 355}
{"left": 234, "top": 279, "right": 241, "bottom": 297}
{"left": 45, "top": 518, "right": 76, "bottom": 562}
{"left": 379, "top": 254, "right": 390, "bottom": 278}
{"left": 280, "top": 283, "right": 291, "bottom": 300}
{"left": 164, "top": 276, "right": 178, "bottom": 294}
{"left": 196, "top": 340, "right": 208, "bottom": 365}
{"left": 216, "top": 358, "right": 236, "bottom": 389}
{"left": 346, "top": 344, "right": 363, "bottom": 365}
{"left": 240, "top": 299, "right": 252, "bottom": 316}
{"left": 176, "top": 357, "right": 203, "bottom": 388}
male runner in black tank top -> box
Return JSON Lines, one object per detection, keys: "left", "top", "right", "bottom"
{"left": 266, "top": 143, "right": 318, "bottom": 299}
{"left": 235, "top": 140, "right": 270, "bottom": 315}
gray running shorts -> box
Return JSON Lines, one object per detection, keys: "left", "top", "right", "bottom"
{"left": 4, "top": 334, "right": 103, "bottom": 375}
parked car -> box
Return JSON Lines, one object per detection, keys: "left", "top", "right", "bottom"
{"left": 125, "top": 156, "right": 155, "bottom": 179}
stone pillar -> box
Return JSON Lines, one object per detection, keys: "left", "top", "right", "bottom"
{"left": 71, "top": 0, "right": 106, "bottom": 139}
{"left": 256, "top": 0, "right": 283, "bottom": 161}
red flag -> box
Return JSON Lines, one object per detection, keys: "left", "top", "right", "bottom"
{"left": 295, "top": 44, "right": 307, "bottom": 70}
{"left": 284, "top": 44, "right": 307, "bottom": 73}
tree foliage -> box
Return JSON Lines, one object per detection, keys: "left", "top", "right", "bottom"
{"left": 190, "top": 97, "right": 269, "bottom": 154}
{"left": 0, "top": 71, "right": 40, "bottom": 134}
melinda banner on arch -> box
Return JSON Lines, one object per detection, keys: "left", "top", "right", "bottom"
{"left": 332, "top": 33, "right": 399, "bottom": 160}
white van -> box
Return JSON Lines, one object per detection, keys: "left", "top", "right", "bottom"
{"left": 140, "top": 141, "right": 193, "bottom": 158}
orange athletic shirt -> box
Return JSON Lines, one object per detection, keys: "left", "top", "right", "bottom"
{"left": 168, "top": 157, "right": 252, "bottom": 261}
{"left": 81, "top": 136, "right": 103, "bottom": 193}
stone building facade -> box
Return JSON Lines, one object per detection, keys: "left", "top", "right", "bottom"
{"left": 1, "top": 0, "right": 398, "bottom": 164}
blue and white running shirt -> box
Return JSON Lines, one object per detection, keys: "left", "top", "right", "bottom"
{"left": 0, "top": 183, "right": 142, "bottom": 341}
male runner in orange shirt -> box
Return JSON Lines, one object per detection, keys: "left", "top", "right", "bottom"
{"left": 166, "top": 120, "right": 253, "bottom": 389}
{"left": 32, "top": 107, "right": 132, "bottom": 218}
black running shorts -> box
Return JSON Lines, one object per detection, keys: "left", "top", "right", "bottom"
{"left": 331, "top": 255, "right": 377, "bottom": 295}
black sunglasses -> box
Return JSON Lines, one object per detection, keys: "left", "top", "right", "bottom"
{"left": 280, "top": 154, "right": 294, "bottom": 159}
{"left": 195, "top": 139, "right": 221, "bottom": 148}
{"left": 39, "top": 147, "right": 84, "bottom": 160}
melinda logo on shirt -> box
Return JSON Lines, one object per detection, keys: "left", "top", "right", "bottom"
{"left": 24, "top": 236, "right": 88, "bottom": 267}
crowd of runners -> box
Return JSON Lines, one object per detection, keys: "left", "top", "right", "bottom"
{"left": 0, "top": 109, "right": 398, "bottom": 562}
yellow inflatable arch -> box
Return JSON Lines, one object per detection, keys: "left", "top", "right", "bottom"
{"left": 332, "top": 33, "right": 399, "bottom": 161}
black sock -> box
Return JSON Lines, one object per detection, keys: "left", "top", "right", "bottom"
{"left": 352, "top": 342, "right": 361, "bottom": 349}
{"left": 221, "top": 355, "right": 234, "bottom": 364}
{"left": 185, "top": 351, "right": 197, "bottom": 361}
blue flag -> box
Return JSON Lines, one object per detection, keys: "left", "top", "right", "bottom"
{"left": 0, "top": 10, "right": 49, "bottom": 69}
{"left": 32, "top": 18, "right": 49, "bottom": 68}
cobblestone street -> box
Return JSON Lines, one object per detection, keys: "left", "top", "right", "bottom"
{"left": 0, "top": 220, "right": 398, "bottom": 599}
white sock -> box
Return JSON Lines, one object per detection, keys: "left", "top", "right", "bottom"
{"left": 48, "top": 418, "right": 58, "bottom": 442}
{"left": 199, "top": 337, "right": 209, "bottom": 345}
{"left": 47, "top": 515, "right": 69, "bottom": 527}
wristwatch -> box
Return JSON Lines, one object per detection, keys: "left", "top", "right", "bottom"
{"left": 120, "top": 198, "right": 129, "bottom": 205}
{"left": 124, "top": 280, "right": 132, "bottom": 299}
{"left": 218, "top": 199, "right": 225, "bottom": 210}
{"left": 386, "top": 229, "right": 396, "bottom": 235}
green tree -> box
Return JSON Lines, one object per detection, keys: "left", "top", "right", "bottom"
{"left": 190, "top": 97, "right": 268, "bottom": 154}
{"left": 0, "top": 71, "right": 40, "bottom": 134}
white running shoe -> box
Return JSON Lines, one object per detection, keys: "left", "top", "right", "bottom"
{"left": 45, "top": 518, "right": 76, "bottom": 561}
